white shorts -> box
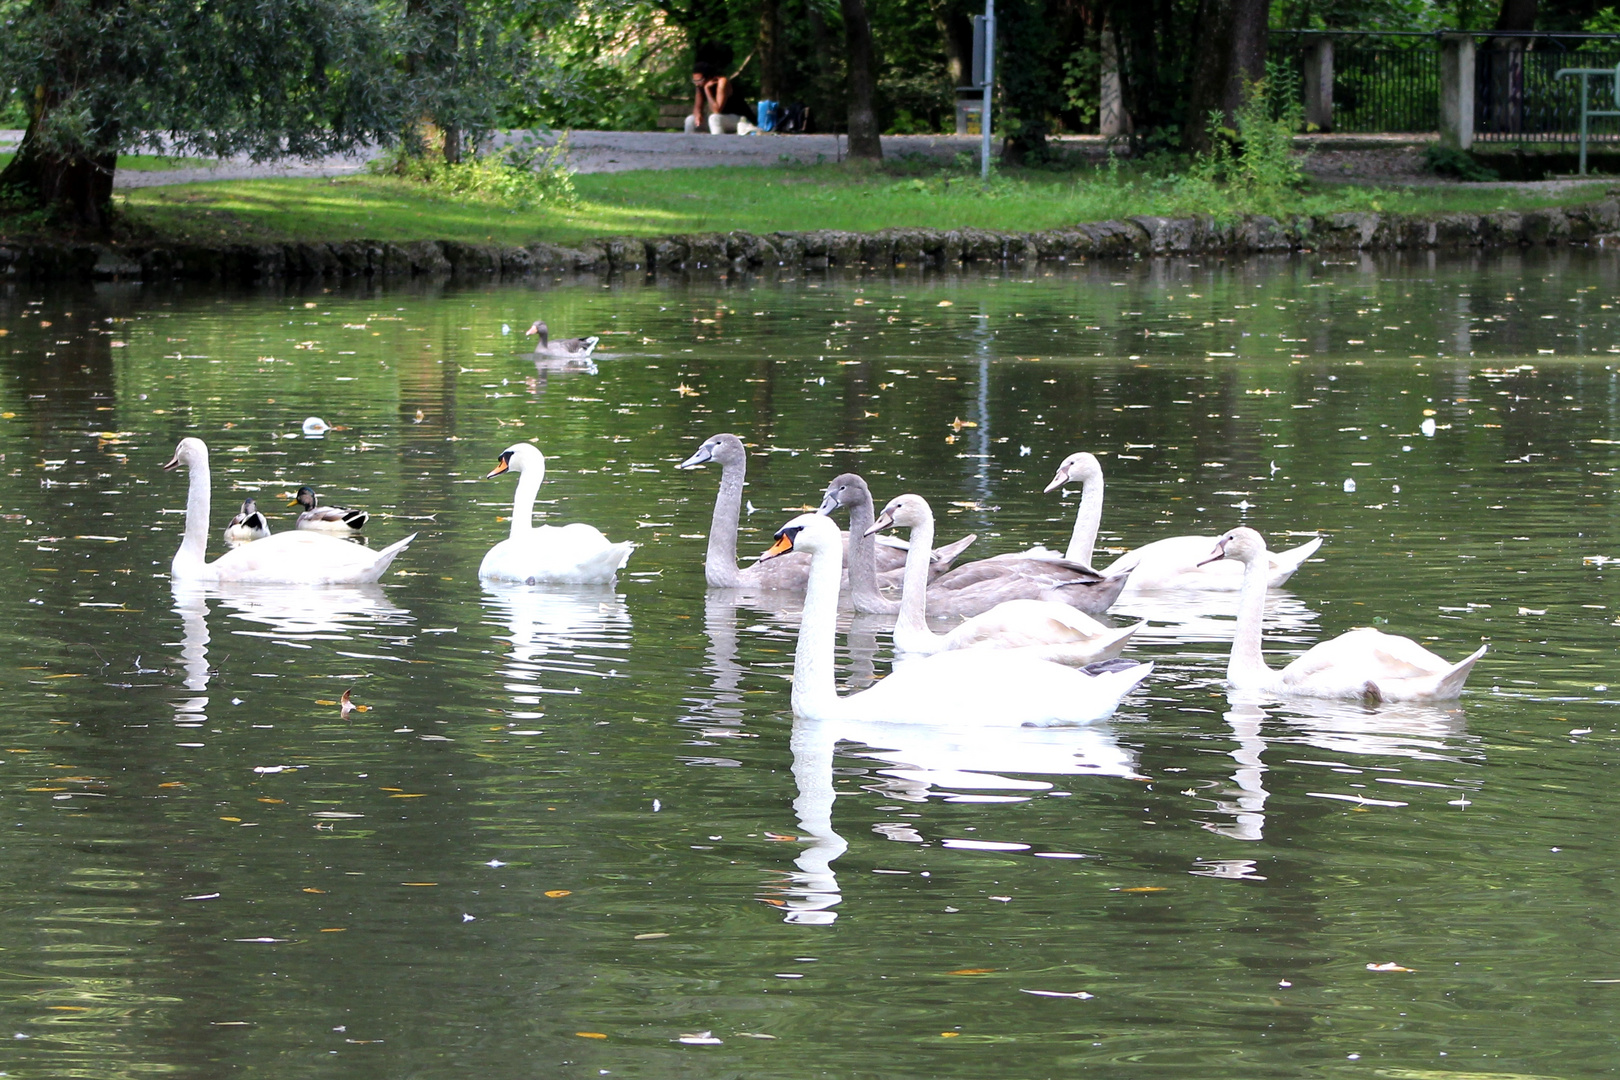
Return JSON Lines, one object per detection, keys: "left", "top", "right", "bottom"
{"left": 685, "top": 113, "right": 760, "bottom": 135}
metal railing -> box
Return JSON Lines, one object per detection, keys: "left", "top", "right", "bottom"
{"left": 1273, "top": 29, "right": 1620, "bottom": 145}
{"left": 1476, "top": 42, "right": 1620, "bottom": 143}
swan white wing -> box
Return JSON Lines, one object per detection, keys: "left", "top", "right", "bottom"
{"left": 941, "top": 599, "right": 1110, "bottom": 650}
{"left": 203, "top": 531, "right": 413, "bottom": 585}
{"left": 479, "top": 523, "right": 633, "bottom": 585}
{"left": 1280, "top": 628, "right": 1454, "bottom": 683}
{"left": 1108, "top": 534, "right": 1320, "bottom": 591}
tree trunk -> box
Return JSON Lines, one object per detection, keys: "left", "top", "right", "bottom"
{"left": 0, "top": 111, "right": 119, "bottom": 232}
{"left": 759, "top": 0, "right": 783, "bottom": 100}
{"left": 1182, "top": 0, "right": 1271, "bottom": 153}
{"left": 931, "top": 0, "right": 968, "bottom": 88}
{"left": 840, "top": 0, "right": 883, "bottom": 160}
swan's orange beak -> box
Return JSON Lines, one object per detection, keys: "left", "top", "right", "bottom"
{"left": 761, "top": 529, "right": 798, "bottom": 561}
{"left": 485, "top": 456, "right": 511, "bottom": 479}
{"left": 862, "top": 509, "right": 895, "bottom": 537}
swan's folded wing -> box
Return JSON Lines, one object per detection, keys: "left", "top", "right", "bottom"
{"left": 1282, "top": 628, "right": 1447, "bottom": 684}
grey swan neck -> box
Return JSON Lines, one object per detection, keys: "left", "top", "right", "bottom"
{"left": 1228, "top": 547, "right": 1274, "bottom": 685}
{"left": 791, "top": 532, "right": 847, "bottom": 720}
{"left": 704, "top": 454, "right": 746, "bottom": 588}
{"left": 891, "top": 506, "right": 938, "bottom": 650}
{"left": 846, "top": 489, "right": 898, "bottom": 615}
{"left": 1066, "top": 469, "right": 1105, "bottom": 565}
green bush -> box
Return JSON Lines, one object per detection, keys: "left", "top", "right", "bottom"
{"left": 1423, "top": 145, "right": 1499, "bottom": 182}
{"left": 372, "top": 134, "right": 579, "bottom": 209}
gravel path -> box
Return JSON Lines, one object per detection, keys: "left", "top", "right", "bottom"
{"left": 0, "top": 128, "right": 1607, "bottom": 193}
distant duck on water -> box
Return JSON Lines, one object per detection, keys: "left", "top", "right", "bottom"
{"left": 527, "top": 320, "right": 599, "bottom": 359}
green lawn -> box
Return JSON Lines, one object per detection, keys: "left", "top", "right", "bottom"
{"left": 12, "top": 159, "right": 1619, "bottom": 247}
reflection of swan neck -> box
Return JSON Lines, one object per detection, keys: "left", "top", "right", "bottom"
{"left": 176, "top": 449, "right": 213, "bottom": 573}
{"left": 705, "top": 455, "right": 744, "bottom": 588}
{"left": 893, "top": 504, "right": 937, "bottom": 647}
{"left": 1066, "top": 466, "right": 1104, "bottom": 565}
{"left": 1229, "top": 547, "right": 1273, "bottom": 684}
{"left": 510, "top": 453, "right": 545, "bottom": 540}
{"left": 792, "top": 532, "right": 845, "bottom": 718}
{"left": 786, "top": 715, "right": 846, "bottom": 922}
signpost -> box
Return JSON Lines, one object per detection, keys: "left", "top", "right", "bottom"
{"left": 971, "top": 0, "right": 995, "bottom": 179}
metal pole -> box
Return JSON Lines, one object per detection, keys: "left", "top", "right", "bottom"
{"left": 1579, "top": 75, "right": 1590, "bottom": 175}
{"left": 981, "top": 0, "right": 994, "bottom": 180}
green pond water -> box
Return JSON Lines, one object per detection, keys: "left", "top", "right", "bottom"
{"left": 1, "top": 250, "right": 1618, "bottom": 1079}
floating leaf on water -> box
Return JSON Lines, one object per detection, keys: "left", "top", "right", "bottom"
{"left": 1019, "top": 989, "right": 1095, "bottom": 999}
{"left": 634, "top": 932, "right": 669, "bottom": 940}
{"left": 678, "top": 1031, "right": 723, "bottom": 1045}
{"left": 576, "top": 1032, "right": 607, "bottom": 1039}
{"left": 182, "top": 893, "right": 221, "bottom": 901}
{"left": 302, "top": 888, "right": 325, "bottom": 894}
{"left": 948, "top": 968, "right": 996, "bottom": 976}
{"left": 1366, "top": 962, "right": 1414, "bottom": 972}
{"left": 545, "top": 890, "right": 572, "bottom": 898}
{"left": 1116, "top": 887, "right": 1167, "bottom": 893}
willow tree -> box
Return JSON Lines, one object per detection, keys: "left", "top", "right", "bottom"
{"left": 0, "top": 0, "right": 402, "bottom": 230}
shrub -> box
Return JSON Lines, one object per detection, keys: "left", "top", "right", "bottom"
{"left": 1423, "top": 145, "right": 1499, "bottom": 182}
{"left": 373, "top": 133, "right": 578, "bottom": 209}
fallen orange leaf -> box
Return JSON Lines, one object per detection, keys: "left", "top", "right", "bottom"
{"left": 948, "top": 968, "right": 996, "bottom": 975}
{"left": 576, "top": 1032, "right": 607, "bottom": 1039}
{"left": 544, "top": 890, "right": 572, "bottom": 898}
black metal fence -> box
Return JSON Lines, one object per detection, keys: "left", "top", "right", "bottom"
{"left": 1475, "top": 44, "right": 1620, "bottom": 143}
{"left": 1272, "top": 30, "right": 1620, "bottom": 144}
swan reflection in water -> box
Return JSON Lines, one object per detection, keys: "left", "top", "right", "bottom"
{"left": 169, "top": 581, "right": 412, "bottom": 723}
{"left": 768, "top": 713, "right": 1141, "bottom": 925}
{"left": 1110, "top": 588, "right": 1319, "bottom": 646}
{"left": 481, "top": 584, "right": 631, "bottom": 703}
{"left": 1199, "top": 695, "right": 1481, "bottom": 847}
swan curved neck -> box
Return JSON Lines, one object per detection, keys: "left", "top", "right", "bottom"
{"left": 1228, "top": 550, "right": 1274, "bottom": 685}
{"left": 792, "top": 537, "right": 846, "bottom": 719}
{"left": 891, "top": 510, "right": 938, "bottom": 652}
{"left": 846, "top": 491, "right": 896, "bottom": 615}
{"left": 1066, "top": 471, "right": 1104, "bottom": 565}
{"left": 704, "top": 457, "right": 744, "bottom": 588}
{"left": 174, "top": 455, "right": 213, "bottom": 574}
{"left": 510, "top": 460, "right": 545, "bottom": 540}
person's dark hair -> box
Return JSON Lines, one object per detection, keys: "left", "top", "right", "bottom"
{"left": 693, "top": 60, "right": 720, "bottom": 78}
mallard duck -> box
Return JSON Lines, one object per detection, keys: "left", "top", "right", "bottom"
{"left": 164, "top": 438, "right": 414, "bottom": 585}
{"left": 1208, "top": 526, "right": 1485, "bottom": 703}
{"left": 293, "top": 486, "right": 368, "bottom": 534}
{"left": 480, "top": 442, "right": 634, "bottom": 584}
{"left": 223, "top": 498, "right": 271, "bottom": 542}
{"left": 527, "top": 320, "right": 599, "bottom": 359}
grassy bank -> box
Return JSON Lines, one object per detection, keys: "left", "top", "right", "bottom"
{"left": 2, "top": 158, "right": 1614, "bottom": 247}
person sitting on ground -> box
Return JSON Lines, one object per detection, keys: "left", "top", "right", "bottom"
{"left": 687, "top": 61, "right": 759, "bottom": 135}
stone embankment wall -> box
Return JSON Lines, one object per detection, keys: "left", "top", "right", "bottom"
{"left": 4, "top": 202, "right": 1618, "bottom": 282}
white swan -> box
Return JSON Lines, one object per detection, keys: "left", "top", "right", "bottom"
{"left": 223, "top": 498, "right": 270, "bottom": 542}
{"left": 293, "top": 486, "right": 368, "bottom": 533}
{"left": 1045, "top": 451, "right": 1322, "bottom": 591}
{"left": 762, "top": 513, "right": 1153, "bottom": 726}
{"left": 527, "top": 320, "right": 599, "bottom": 359}
{"left": 1210, "top": 526, "right": 1485, "bottom": 702}
{"left": 164, "top": 438, "right": 414, "bottom": 585}
{"left": 479, "top": 442, "right": 633, "bottom": 585}
{"left": 871, "top": 494, "right": 1142, "bottom": 665}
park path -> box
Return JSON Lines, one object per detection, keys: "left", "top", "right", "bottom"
{"left": 0, "top": 128, "right": 1604, "bottom": 191}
